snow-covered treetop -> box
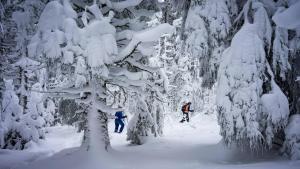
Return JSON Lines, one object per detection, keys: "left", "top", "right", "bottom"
{"left": 37, "top": 0, "right": 76, "bottom": 32}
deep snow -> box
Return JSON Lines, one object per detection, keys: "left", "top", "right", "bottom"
{"left": 0, "top": 125, "right": 82, "bottom": 169}
{"left": 1, "top": 114, "right": 300, "bottom": 169}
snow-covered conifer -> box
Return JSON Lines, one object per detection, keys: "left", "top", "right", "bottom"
{"left": 23, "top": 82, "right": 46, "bottom": 142}
{"left": 0, "top": 79, "right": 23, "bottom": 149}
{"left": 28, "top": 0, "right": 173, "bottom": 152}
{"left": 127, "top": 95, "right": 154, "bottom": 144}
{"left": 216, "top": 0, "right": 289, "bottom": 150}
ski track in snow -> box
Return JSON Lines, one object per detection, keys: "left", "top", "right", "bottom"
{"left": 1, "top": 114, "right": 300, "bottom": 169}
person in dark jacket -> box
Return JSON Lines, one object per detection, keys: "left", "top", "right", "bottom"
{"left": 180, "top": 102, "right": 194, "bottom": 123}
{"left": 114, "top": 111, "right": 127, "bottom": 133}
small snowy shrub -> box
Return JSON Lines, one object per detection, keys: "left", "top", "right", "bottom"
{"left": 0, "top": 80, "right": 45, "bottom": 149}
{"left": 0, "top": 79, "right": 23, "bottom": 149}
{"left": 127, "top": 97, "right": 154, "bottom": 145}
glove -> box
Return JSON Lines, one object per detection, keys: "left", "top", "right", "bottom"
{"left": 190, "top": 110, "right": 194, "bottom": 112}
{"left": 124, "top": 115, "right": 127, "bottom": 118}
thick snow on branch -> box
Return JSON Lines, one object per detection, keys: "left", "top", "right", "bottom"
{"left": 261, "top": 80, "right": 289, "bottom": 145}
{"left": 126, "top": 58, "right": 157, "bottom": 73}
{"left": 13, "top": 57, "right": 40, "bottom": 68}
{"left": 272, "top": 1, "right": 300, "bottom": 29}
{"left": 118, "top": 23, "right": 174, "bottom": 60}
{"left": 109, "top": 67, "right": 147, "bottom": 81}
{"left": 88, "top": 4, "right": 103, "bottom": 20}
{"left": 107, "top": 0, "right": 143, "bottom": 11}
{"left": 28, "top": 0, "right": 79, "bottom": 59}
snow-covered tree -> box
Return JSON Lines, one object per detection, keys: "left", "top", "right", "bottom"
{"left": 1, "top": 79, "right": 47, "bottom": 150}
{"left": 0, "top": 56, "right": 49, "bottom": 150}
{"left": 23, "top": 82, "right": 46, "bottom": 141}
{"left": 0, "top": 0, "right": 54, "bottom": 150}
{"left": 127, "top": 94, "right": 154, "bottom": 144}
{"left": 0, "top": 79, "right": 23, "bottom": 149}
{"left": 216, "top": 0, "right": 289, "bottom": 150}
{"left": 28, "top": 0, "right": 172, "bottom": 152}
{"left": 13, "top": 57, "right": 40, "bottom": 117}
{"left": 272, "top": 0, "right": 300, "bottom": 160}
{"left": 0, "top": 0, "right": 46, "bottom": 103}
{"left": 184, "top": 0, "right": 234, "bottom": 88}
{"left": 0, "top": 1, "right": 19, "bottom": 95}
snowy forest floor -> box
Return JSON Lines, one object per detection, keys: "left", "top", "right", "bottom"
{"left": 1, "top": 113, "right": 300, "bottom": 169}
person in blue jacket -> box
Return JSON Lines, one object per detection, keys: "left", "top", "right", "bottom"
{"left": 114, "top": 111, "right": 127, "bottom": 133}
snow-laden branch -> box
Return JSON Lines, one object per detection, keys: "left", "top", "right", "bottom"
{"left": 13, "top": 57, "right": 40, "bottom": 68}
{"left": 234, "top": 0, "right": 251, "bottom": 24}
{"left": 109, "top": 67, "right": 146, "bottom": 81}
{"left": 30, "top": 89, "right": 81, "bottom": 99}
{"left": 106, "top": 78, "right": 144, "bottom": 94}
{"left": 116, "top": 30, "right": 133, "bottom": 41}
{"left": 46, "top": 86, "right": 92, "bottom": 94}
{"left": 272, "top": 1, "right": 300, "bottom": 29}
{"left": 94, "top": 100, "right": 122, "bottom": 114}
{"left": 117, "top": 23, "right": 174, "bottom": 61}
{"left": 125, "top": 58, "right": 158, "bottom": 73}
{"left": 106, "top": 0, "right": 143, "bottom": 11}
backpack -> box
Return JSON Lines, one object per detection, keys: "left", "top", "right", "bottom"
{"left": 181, "top": 104, "right": 189, "bottom": 112}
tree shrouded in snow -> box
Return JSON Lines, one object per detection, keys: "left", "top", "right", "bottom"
{"left": 28, "top": 0, "right": 173, "bottom": 152}
{"left": 0, "top": 79, "right": 23, "bottom": 149}
{"left": 0, "top": 0, "right": 53, "bottom": 150}
{"left": 184, "top": 0, "right": 234, "bottom": 88}
{"left": 127, "top": 95, "right": 154, "bottom": 145}
{"left": 1, "top": 79, "right": 47, "bottom": 150}
{"left": 216, "top": 0, "right": 289, "bottom": 150}
{"left": 24, "top": 82, "right": 46, "bottom": 141}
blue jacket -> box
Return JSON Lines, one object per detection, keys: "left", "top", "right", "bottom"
{"left": 115, "top": 111, "right": 126, "bottom": 120}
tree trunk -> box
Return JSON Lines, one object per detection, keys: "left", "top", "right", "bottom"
{"left": 87, "top": 79, "right": 110, "bottom": 152}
